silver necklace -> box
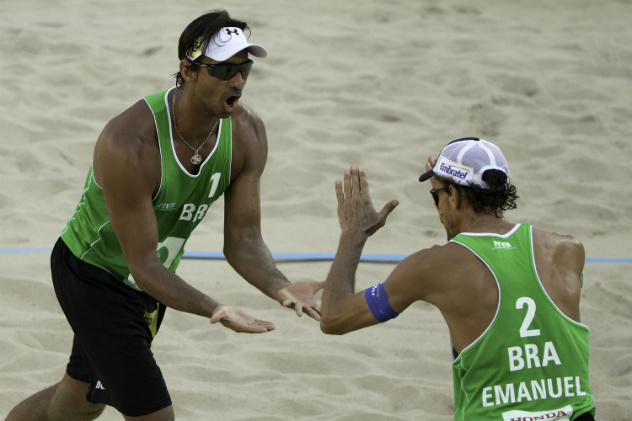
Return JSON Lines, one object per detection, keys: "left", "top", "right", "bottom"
{"left": 172, "top": 89, "right": 218, "bottom": 165}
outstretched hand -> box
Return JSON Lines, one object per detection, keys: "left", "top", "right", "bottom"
{"left": 210, "top": 304, "right": 276, "bottom": 333}
{"left": 335, "top": 166, "right": 399, "bottom": 238}
{"left": 277, "top": 281, "right": 325, "bottom": 320}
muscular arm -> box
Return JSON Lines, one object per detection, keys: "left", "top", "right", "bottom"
{"left": 320, "top": 236, "right": 450, "bottom": 335}
{"left": 223, "top": 108, "right": 322, "bottom": 318}
{"left": 223, "top": 110, "right": 290, "bottom": 297}
{"left": 93, "top": 103, "right": 273, "bottom": 333}
{"left": 320, "top": 167, "right": 402, "bottom": 334}
{"left": 319, "top": 230, "right": 380, "bottom": 334}
{"left": 94, "top": 104, "right": 220, "bottom": 318}
{"left": 319, "top": 167, "right": 498, "bottom": 350}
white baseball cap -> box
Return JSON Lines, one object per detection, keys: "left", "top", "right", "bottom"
{"left": 419, "top": 137, "right": 510, "bottom": 189}
{"left": 188, "top": 27, "right": 267, "bottom": 62}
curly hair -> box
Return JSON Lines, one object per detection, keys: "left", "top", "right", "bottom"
{"left": 437, "top": 170, "right": 518, "bottom": 218}
{"left": 173, "top": 10, "right": 250, "bottom": 87}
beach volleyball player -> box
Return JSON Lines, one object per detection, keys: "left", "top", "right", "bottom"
{"left": 5, "top": 10, "right": 323, "bottom": 421}
{"left": 320, "top": 138, "right": 597, "bottom": 420}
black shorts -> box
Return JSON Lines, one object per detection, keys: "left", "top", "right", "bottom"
{"left": 51, "top": 238, "right": 171, "bottom": 416}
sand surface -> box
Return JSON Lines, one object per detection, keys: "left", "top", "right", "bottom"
{"left": 1, "top": 0, "right": 631, "bottom": 419}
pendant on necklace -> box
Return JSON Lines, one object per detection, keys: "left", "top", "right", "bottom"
{"left": 191, "top": 153, "right": 202, "bottom": 165}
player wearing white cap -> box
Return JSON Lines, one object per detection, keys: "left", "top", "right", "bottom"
{"left": 5, "top": 9, "right": 323, "bottom": 421}
{"left": 320, "top": 138, "right": 596, "bottom": 421}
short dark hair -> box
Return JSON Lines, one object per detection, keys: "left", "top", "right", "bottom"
{"left": 173, "top": 10, "right": 250, "bottom": 87}
{"left": 437, "top": 170, "right": 518, "bottom": 218}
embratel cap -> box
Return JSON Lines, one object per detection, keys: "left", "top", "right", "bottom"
{"left": 419, "top": 137, "right": 510, "bottom": 189}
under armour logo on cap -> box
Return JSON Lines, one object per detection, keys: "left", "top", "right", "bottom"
{"left": 187, "top": 26, "right": 267, "bottom": 62}
{"left": 216, "top": 27, "right": 245, "bottom": 45}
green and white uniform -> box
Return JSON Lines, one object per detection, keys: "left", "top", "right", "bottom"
{"left": 451, "top": 224, "right": 595, "bottom": 421}
{"left": 61, "top": 87, "right": 232, "bottom": 290}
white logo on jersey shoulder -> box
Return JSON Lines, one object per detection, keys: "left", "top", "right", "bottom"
{"left": 156, "top": 202, "right": 177, "bottom": 211}
{"left": 95, "top": 380, "right": 106, "bottom": 390}
{"left": 493, "top": 241, "right": 515, "bottom": 250}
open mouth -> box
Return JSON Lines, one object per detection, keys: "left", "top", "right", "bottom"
{"left": 224, "top": 95, "right": 241, "bottom": 113}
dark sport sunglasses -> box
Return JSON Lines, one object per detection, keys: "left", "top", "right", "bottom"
{"left": 430, "top": 186, "right": 448, "bottom": 206}
{"left": 193, "top": 59, "right": 253, "bottom": 81}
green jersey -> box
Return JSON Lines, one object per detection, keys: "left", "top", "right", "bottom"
{"left": 450, "top": 224, "right": 595, "bottom": 421}
{"left": 61, "top": 88, "right": 232, "bottom": 290}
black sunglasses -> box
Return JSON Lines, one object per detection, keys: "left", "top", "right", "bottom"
{"left": 430, "top": 187, "right": 448, "bottom": 206}
{"left": 194, "top": 59, "right": 254, "bottom": 81}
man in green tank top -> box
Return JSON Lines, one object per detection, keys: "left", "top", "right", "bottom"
{"left": 6, "top": 10, "right": 323, "bottom": 421}
{"left": 320, "top": 138, "right": 596, "bottom": 420}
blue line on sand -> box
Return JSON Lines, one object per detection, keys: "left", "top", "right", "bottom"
{"left": 0, "top": 247, "right": 630, "bottom": 263}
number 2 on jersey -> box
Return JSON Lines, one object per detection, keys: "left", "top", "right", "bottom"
{"left": 516, "top": 296, "right": 541, "bottom": 338}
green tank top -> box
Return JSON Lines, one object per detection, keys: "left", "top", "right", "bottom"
{"left": 61, "top": 87, "right": 232, "bottom": 290}
{"left": 450, "top": 224, "right": 595, "bottom": 421}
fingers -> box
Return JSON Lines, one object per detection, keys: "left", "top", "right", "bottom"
{"left": 425, "top": 155, "right": 435, "bottom": 172}
{"left": 335, "top": 179, "right": 344, "bottom": 205}
{"left": 313, "top": 280, "right": 326, "bottom": 292}
{"left": 380, "top": 199, "right": 400, "bottom": 219}
{"left": 282, "top": 298, "right": 303, "bottom": 317}
{"left": 358, "top": 167, "right": 371, "bottom": 203}
{"left": 209, "top": 308, "right": 224, "bottom": 324}
{"left": 288, "top": 302, "right": 322, "bottom": 321}
{"left": 282, "top": 298, "right": 322, "bottom": 321}
{"left": 224, "top": 319, "right": 275, "bottom": 333}
{"left": 210, "top": 305, "right": 276, "bottom": 333}
{"left": 282, "top": 282, "right": 323, "bottom": 321}
{"left": 338, "top": 165, "right": 363, "bottom": 202}
{"left": 343, "top": 167, "right": 353, "bottom": 199}
{"left": 220, "top": 319, "right": 275, "bottom": 333}
{"left": 303, "top": 306, "right": 322, "bottom": 321}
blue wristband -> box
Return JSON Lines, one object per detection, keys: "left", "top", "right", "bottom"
{"left": 364, "top": 282, "right": 399, "bottom": 323}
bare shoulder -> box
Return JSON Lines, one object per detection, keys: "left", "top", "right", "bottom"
{"left": 533, "top": 226, "right": 582, "bottom": 244}
{"left": 97, "top": 99, "right": 157, "bottom": 157}
{"left": 389, "top": 242, "right": 481, "bottom": 299}
{"left": 532, "top": 227, "right": 585, "bottom": 278}
{"left": 229, "top": 103, "right": 267, "bottom": 179}
{"left": 413, "top": 242, "right": 471, "bottom": 262}
{"left": 532, "top": 227, "right": 585, "bottom": 258}
{"left": 531, "top": 228, "right": 584, "bottom": 320}
{"left": 413, "top": 241, "right": 476, "bottom": 266}
{"left": 399, "top": 242, "right": 478, "bottom": 273}
{"left": 93, "top": 99, "right": 160, "bottom": 189}
{"left": 231, "top": 102, "right": 266, "bottom": 143}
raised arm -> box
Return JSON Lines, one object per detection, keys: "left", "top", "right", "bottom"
{"left": 223, "top": 108, "right": 323, "bottom": 320}
{"left": 320, "top": 166, "right": 402, "bottom": 334}
{"left": 93, "top": 103, "right": 274, "bottom": 333}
